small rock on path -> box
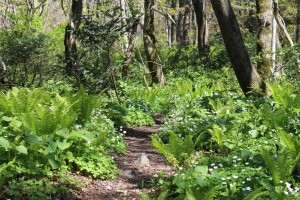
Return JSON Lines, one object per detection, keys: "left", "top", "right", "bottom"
{"left": 75, "top": 124, "right": 173, "bottom": 200}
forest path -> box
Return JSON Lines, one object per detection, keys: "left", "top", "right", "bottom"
{"left": 76, "top": 123, "right": 173, "bottom": 200}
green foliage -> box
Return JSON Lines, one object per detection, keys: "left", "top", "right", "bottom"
{"left": 147, "top": 74, "right": 300, "bottom": 199}
{"left": 0, "top": 176, "right": 79, "bottom": 200}
{"left": 104, "top": 102, "right": 154, "bottom": 127}
{"left": 65, "top": 86, "right": 105, "bottom": 126}
{"left": 151, "top": 132, "right": 194, "bottom": 168}
{"left": 122, "top": 109, "right": 155, "bottom": 126}
{"left": 0, "top": 87, "right": 126, "bottom": 195}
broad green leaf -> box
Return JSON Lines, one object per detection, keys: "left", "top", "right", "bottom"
{"left": 249, "top": 130, "right": 258, "bottom": 138}
{"left": 57, "top": 139, "right": 72, "bottom": 151}
{"left": 185, "top": 188, "right": 196, "bottom": 200}
{"left": 10, "top": 118, "right": 22, "bottom": 129}
{"left": 211, "top": 170, "right": 221, "bottom": 179}
{"left": 55, "top": 129, "right": 69, "bottom": 138}
{"left": 2, "top": 116, "right": 12, "bottom": 122}
{"left": 0, "top": 137, "right": 11, "bottom": 150}
{"left": 48, "top": 158, "right": 61, "bottom": 170}
{"left": 81, "top": 131, "right": 95, "bottom": 142}
{"left": 46, "top": 153, "right": 61, "bottom": 169}
{"left": 195, "top": 165, "right": 208, "bottom": 175}
{"left": 16, "top": 145, "right": 28, "bottom": 154}
{"left": 44, "top": 139, "right": 57, "bottom": 153}
{"left": 24, "top": 134, "right": 40, "bottom": 144}
{"left": 241, "top": 150, "right": 252, "bottom": 159}
{"left": 68, "top": 130, "right": 82, "bottom": 139}
{"left": 196, "top": 177, "right": 208, "bottom": 187}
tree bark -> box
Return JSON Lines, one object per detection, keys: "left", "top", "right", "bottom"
{"left": 297, "top": 0, "right": 300, "bottom": 43}
{"left": 143, "top": 0, "right": 166, "bottom": 85}
{"left": 210, "top": 0, "right": 262, "bottom": 96}
{"left": 192, "top": 0, "right": 209, "bottom": 54}
{"left": 0, "top": 56, "right": 7, "bottom": 85}
{"left": 256, "top": 0, "right": 273, "bottom": 93}
{"left": 122, "top": 17, "right": 140, "bottom": 77}
{"left": 170, "top": 0, "right": 177, "bottom": 44}
{"left": 64, "top": 0, "right": 83, "bottom": 81}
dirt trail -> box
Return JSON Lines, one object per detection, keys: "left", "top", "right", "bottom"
{"left": 76, "top": 124, "right": 173, "bottom": 200}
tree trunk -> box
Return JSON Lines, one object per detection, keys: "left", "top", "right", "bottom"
{"left": 64, "top": 0, "right": 83, "bottom": 81}
{"left": 297, "top": 0, "right": 300, "bottom": 43}
{"left": 143, "top": 0, "right": 166, "bottom": 85}
{"left": 0, "top": 56, "right": 7, "bottom": 85}
{"left": 256, "top": 0, "right": 273, "bottom": 93}
{"left": 210, "top": 0, "right": 262, "bottom": 96}
{"left": 192, "top": 0, "right": 209, "bottom": 54}
{"left": 182, "top": 0, "right": 190, "bottom": 44}
{"left": 170, "top": 0, "right": 177, "bottom": 44}
{"left": 122, "top": 18, "right": 140, "bottom": 77}
{"left": 271, "top": 3, "right": 283, "bottom": 78}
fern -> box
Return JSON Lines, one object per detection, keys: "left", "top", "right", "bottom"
{"left": 277, "top": 129, "right": 298, "bottom": 156}
{"left": 244, "top": 187, "right": 268, "bottom": 200}
{"left": 208, "top": 124, "right": 226, "bottom": 150}
{"left": 65, "top": 86, "right": 104, "bottom": 126}
{"left": 203, "top": 186, "right": 219, "bottom": 200}
{"left": 268, "top": 84, "right": 300, "bottom": 110}
{"left": 151, "top": 132, "right": 195, "bottom": 168}
{"left": 261, "top": 148, "right": 297, "bottom": 185}
{"left": 20, "top": 94, "right": 76, "bottom": 135}
{"left": 0, "top": 157, "right": 16, "bottom": 175}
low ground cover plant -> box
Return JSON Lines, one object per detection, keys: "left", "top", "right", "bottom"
{"left": 0, "top": 87, "right": 126, "bottom": 199}
{"left": 141, "top": 72, "right": 300, "bottom": 199}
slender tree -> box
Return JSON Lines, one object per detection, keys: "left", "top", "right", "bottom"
{"left": 297, "top": 0, "right": 300, "bottom": 43}
{"left": 210, "top": 0, "right": 262, "bottom": 96}
{"left": 192, "top": 0, "right": 209, "bottom": 54}
{"left": 143, "top": 0, "right": 166, "bottom": 85}
{"left": 122, "top": 0, "right": 140, "bottom": 77}
{"left": 64, "top": 0, "right": 83, "bottom": 81}
{"left": 170, "top": 0, "right": 177, "bottom": 44}
{"left": 256, "top": 0, "right": 272, "bottom": 93}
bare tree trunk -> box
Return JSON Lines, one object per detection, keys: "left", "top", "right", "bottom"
{"left": 143, "top": 0, "right": 166, "bottom": 85}
{"left": 177, "top": 0, "right": 184, "bottom": 44}
{"left": 182, "top": 0, "right": 191, "bottom": 44}
{"left": 210, "top": 0, "right": 262, "bottom": 96}
{"left": 120, "top": 0, "right": 128, "bottom": 52}
{"left": 122, "top": 17, "right": 140, "bottom": 77}
{"left": 170, "top": 0, "right": 177, "bottom": 44}
{"left": 297, "top": 0, "right": 300, "bottom": 43}
{"left": 64, "top": 0, "right": 83, "bottom": 81}
{"left": 273, "top": 0, "right": 300, "bottom": 69}
{"left": 0, "top": 56, "right": 7, "bottom": 85}
{"left": 256, "top": 0, "right": 273, "bottom": 93}
{"left": 271, "top": 2, "right": 283, "bottom": 78}
{"left": 192, "top": 0, "right": 209, "bottom": 54}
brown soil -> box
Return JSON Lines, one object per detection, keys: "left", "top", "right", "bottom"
{"left": 75, "top": 124, "right": 173, "bottom": 200}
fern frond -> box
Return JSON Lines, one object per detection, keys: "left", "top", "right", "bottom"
{"left": 243, "top": 187, "right": 268, "bottom": 200}
{"left": 261, "top": 149, "right": 283, "bottom": 185}
{"left": 204, "top": 186, "right": 219, "bottom": 200}
{"left": 0, "top": 157, "right": 16, "bottom": 175}
{"left": 277, "top": 129, "right": 297, "bottom": 156}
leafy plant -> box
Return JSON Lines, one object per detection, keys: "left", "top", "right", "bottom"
{"left": 151, "top": 132, "right": 194, "bottom": 168}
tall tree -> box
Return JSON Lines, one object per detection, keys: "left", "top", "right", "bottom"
{"left": 64, "top": 0, "right": 83, "bottom": 81}
{"left": 297, "top": 0, "right": 300, "bottom": 43}
{"left": 192, "top": 0, "right": 209, "bottom": 54}
{"left": 122, "top": 0, "right": 140, "bottom": 77}
{"left": 143, "top": 0, "right": 166, "bottom": 85}
{"left": 256, "top": 0, "right": 273, "bottom": 93}
{"left": 210, "top": 0, "right": 262, "bottom": 96}
{"left": 177, "top": 0, "right": 190, "bottom": 45}
{"left": 170, "top": 0, "right": 177, "bottom": 44}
